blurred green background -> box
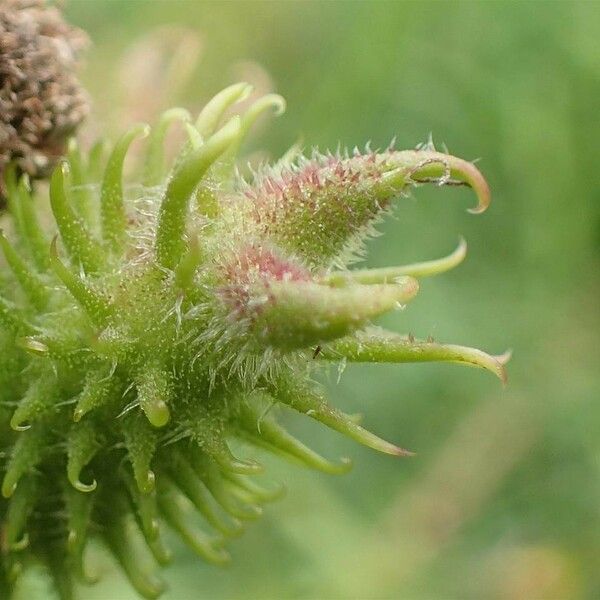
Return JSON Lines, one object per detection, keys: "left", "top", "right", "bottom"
{"left": 32, "top": 1, "right": 600, "bottom": 598}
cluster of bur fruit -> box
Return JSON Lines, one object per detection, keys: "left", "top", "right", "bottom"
{"left": 0, "top": 84, "right": 506, "bottom": 599}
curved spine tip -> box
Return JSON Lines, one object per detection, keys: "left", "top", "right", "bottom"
{"left": 239, "top": 83, "right": 254, "bottom": 102}
{"left": 244, "top": 94, "right": 287, "bottom": 124}
{"left": 67, "top": 420, "right": 101, "bottom": 496}
{"left": 136, "top": 365, "right": 172, "bottom": 428}
{"left": 143, "top": 401, "right": 171, "bottom": 429}
{"left": 149, "top": 537, "right": 173, "bottom": 567}
{"left": 232, "top": 94, "right": 286, "bottom": 155}
{"left": 320, "top": 328, "right": 508, "bottom": 383}
{"left": 9, "top": 418, "right": 31, "bottom": 432}
{"left": 10, "top": 533, "right": 30, "bottom": 552}
{"left": 10, "top": 374, "right": 59, "bottom": 433}
{"left": 323, "top": 238, "right": 468, "bottom": 285}
{"left": 386, "top": 150, "right": 491, "bottom": 214}
{"left": 435, "top": 153, "right": 492, "bottom": 215}
{"left": 122, "top": 414, "right": 159, "bottom": 496}
{"left": 495, "top": 349, "right": 513, "bottom": 366}
{"left": 210, "top": 441, "right": 265, "bottom": 475}
{"left": 195, "top": 82, "right": 252, "bottom": 137}
{"left": 72, "top": 478, "right": 97, "bottom": 494}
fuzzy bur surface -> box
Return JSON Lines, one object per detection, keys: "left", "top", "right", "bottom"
{"left": 0, "top": 84, "right": 506, "bottom": 599}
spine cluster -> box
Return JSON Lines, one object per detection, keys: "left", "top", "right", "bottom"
{"left": 0, "top": 83, "right": 506, "bottom": 599}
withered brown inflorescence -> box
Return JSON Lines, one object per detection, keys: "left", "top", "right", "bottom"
{"left": 0, "top": 0, "right": 89, "bottom": 202}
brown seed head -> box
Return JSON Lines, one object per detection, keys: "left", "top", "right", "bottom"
{"left": 0, "top": 0, "right": 89, "bottom": 201}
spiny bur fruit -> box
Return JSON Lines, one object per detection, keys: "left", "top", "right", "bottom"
{"left": 0, "top": 84, "right": 507, "bottom": 599}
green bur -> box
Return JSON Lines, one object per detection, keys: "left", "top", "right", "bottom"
{"left": 0, "top": 83, "right": 506, "bottom": 599}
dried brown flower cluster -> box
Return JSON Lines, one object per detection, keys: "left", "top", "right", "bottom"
{"left": 0, "top": 0, "right": 89, "bottom": 201}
